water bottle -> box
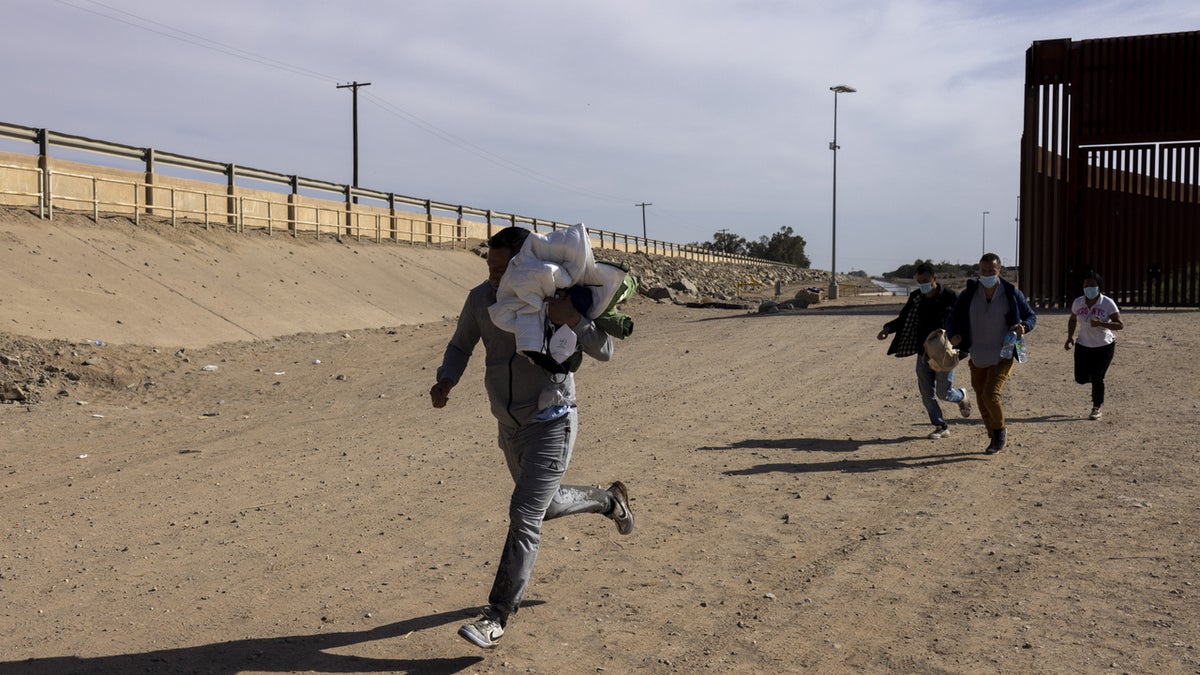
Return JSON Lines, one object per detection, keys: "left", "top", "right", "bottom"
{"left": 1014, "top": 334, "right": 1028, "bottom": 363}
{"left": 999, "top": 331, "right": 1017, "bottom": 360}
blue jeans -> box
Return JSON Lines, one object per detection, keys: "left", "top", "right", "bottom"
{"left": 487, "top": 408, "right": 612, "bottom": 622}
{"left": 915, "top": 354, "right": 965, "bottom": 427}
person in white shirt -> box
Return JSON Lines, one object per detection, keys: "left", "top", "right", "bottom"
{"left": 1065, "top": 272, "right": 1124, "bottom": 420}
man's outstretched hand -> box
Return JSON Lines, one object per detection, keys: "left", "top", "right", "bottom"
{"left": 430, "top": 379, "right": 454, "bottom": 408}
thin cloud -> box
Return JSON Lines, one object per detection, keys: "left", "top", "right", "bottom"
{"left": 1, "top": 0, "right": 1196, "bottom": 272}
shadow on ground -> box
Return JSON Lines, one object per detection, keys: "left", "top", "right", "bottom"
{"left": 0, "top": 607, "right": 489, "bottom": 675}
{"left": 704, "top": 436, "right": 986, "bottom": 474}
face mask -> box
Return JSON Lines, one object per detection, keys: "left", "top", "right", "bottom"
{"left": 918, "top": 282, "right": 934, "bottom": 294}
{"left": 1084, "top": 286, "right": 1100, "bottom": 299}
{"left": 978, "top": 275, "right": 999, "bottom": 288}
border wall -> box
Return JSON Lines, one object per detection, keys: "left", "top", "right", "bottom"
{"left": 1020, "top": 30, "right": 1200, "bottom": 308}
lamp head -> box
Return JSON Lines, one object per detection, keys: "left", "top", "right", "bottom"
{"left": 831, "top": 85, "right": 856, "bottom": 94}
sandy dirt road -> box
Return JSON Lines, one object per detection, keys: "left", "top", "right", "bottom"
{"left": 1, "top": 210, "right": 1197, "bottom": 674}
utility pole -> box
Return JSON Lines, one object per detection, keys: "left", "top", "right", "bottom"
{"left": 337, "top": 81, "right": 371, "bottom": 197}
{"left": 635, "top": 202, "right": 652, "bottom": 240}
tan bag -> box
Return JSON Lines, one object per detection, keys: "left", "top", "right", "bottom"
{"left": 923, "top": 328, "right": 960, "bottom": 372}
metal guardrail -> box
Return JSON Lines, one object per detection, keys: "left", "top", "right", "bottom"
{"left": 0, "top": 120, "right": 794, "bottom": 265}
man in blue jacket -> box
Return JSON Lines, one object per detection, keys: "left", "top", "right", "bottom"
{"left": 430, "top": 226, "right": 634, "bottom": 649}
{"left": 946, "top": 253, "right": 1037, "bottom": 454}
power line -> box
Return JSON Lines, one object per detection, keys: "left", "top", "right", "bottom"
{"left": 51, "top": 0, "right": 636, "bottom": 207}
{"left": 361, "top": 92, "right": 631, "bottom": 205}
{"left": 53, "top": 0, "right": 340, "bottom": 82}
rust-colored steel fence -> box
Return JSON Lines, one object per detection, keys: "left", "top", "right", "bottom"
{"left": 1020, "top": 30, "right": 1200, "bottom": 307}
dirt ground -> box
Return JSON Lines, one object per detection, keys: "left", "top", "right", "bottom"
{"left": 1, "top": 210, "right": 1198, "bottom": 674}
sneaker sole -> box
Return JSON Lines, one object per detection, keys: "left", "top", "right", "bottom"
{"left": 609, "top": 481, "right": 634, "bottom": 535}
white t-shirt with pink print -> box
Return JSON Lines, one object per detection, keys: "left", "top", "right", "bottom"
{"left": 1071, "top": 294, "right": 1120, "bottom": 348}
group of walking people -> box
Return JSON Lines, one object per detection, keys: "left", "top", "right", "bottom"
{"left": 879, "top": 253, "right": 1123, "bottom": 452}
{"left": 429, "top": 234, "right": 1125, "bottom": 651}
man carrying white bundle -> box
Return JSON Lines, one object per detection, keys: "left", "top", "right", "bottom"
{"left": 429, "top": 225, "right": 634, "bottom": 649}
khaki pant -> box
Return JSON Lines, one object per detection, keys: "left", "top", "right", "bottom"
{"left": 969, "top": 358, "right": 1015, "bottom": 431}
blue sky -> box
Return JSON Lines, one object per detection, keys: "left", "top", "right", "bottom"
{"left": 2, "top": 0, "right": 1196, "bottom": 274}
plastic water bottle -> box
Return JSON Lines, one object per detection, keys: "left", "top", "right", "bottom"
{"left": 1013, "top": 334, "right": 1028, "bottom": 363}
{"left": 1000, "top": 331, "right": 1017, "bottom": 360}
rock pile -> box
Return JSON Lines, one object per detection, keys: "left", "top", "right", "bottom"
{"left": 595, "top": 249, "right": 870, "bottom": 304}
{"left": 0, "top": 335, "right": 90, "bottom": 404}
{"left": 468, "top": 243, "right": 868, "bottom": 303}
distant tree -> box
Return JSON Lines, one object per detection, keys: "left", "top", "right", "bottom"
{"left": 691, "top": 230, "right": 749, "bottom": 255}
{"left": 884, "top": 259, "right": 932, "bottom": 278}
{"left": 746, "top": 226, "right": 810, "bottom": 267}
{"left": 883, "top": 259, "right": 973, "bottom": 278}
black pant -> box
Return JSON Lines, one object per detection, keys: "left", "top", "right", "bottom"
{"left": 1074, "top": 342, "right": 1116, "bottom": 407}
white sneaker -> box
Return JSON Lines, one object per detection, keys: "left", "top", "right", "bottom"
{"left": 608, "top": 481, "right": 635, "bottom": 535}
{"left": 928, "top": 425, "right": 950, "bottom": 439}
{"left": 1089, "top": 407, "right": 1102, "bottom": 420}
{"left": 958, "top": 395, "right": 972, "bottom": 418}
{"left": 458, "top": 609, "right": 504, "bottom": 649}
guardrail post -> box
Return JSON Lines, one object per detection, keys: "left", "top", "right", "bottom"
{"left": 226, "top": 164, "right": 237, "bottom": 228}
{"left": 486, "top": 209, "right": 494, "bottom": 239}
{"left": 389, "top": 193, "right": 397, "bottom": 241}
{"left": 287, "top": 175, "right": 298, "bottom": 236}
{"left": 424, "top": 199, "right": 433, "bottom": 245}
{"left": 36, "top": 129, "right": 52, "bottom": 220}
{"left": 342, "top": 185, "right": 351, "bottom": 242}
{"left": 143, "top": 147, "right": 155, "bottom": 217}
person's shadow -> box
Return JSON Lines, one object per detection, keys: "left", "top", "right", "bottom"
{"left": 702, "top": 435, "right": 924, "bottom": 454}
{"left": 724, "top": 451, "right": 982, "bottom": 475}
{"left": 704, "top": 436, "right": 985, "bottom": 474}
{"left": 0, "top": 607, "right": 490, "bottom": 674}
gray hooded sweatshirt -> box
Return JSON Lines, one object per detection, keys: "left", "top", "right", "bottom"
{"left": 436, "top": 281, "right": 613, "bottom": 428}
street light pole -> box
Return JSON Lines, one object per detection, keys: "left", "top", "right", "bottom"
{"left": 829, "top": 84, "right": 856, "bottom": 300}
{"left": 981, "top": 210, "right": 990, "bottom": 255}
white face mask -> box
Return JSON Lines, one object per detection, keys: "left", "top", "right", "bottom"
{"left": 978, "top": 275, "right": 999, "bottom": 289}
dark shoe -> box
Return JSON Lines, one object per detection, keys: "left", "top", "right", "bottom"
{"left": 985, "top": 428, "right": 1007, "bottom": 454}
{"left": 458, "top": 607, "right": 505, "bottom": 649}
{"left": 608, "top": 481, "right": 634, "bottom": 535}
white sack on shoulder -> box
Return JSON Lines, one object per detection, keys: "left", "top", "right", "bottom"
{"left": 488, "top": 223, "right": 595, "bottom": 354}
